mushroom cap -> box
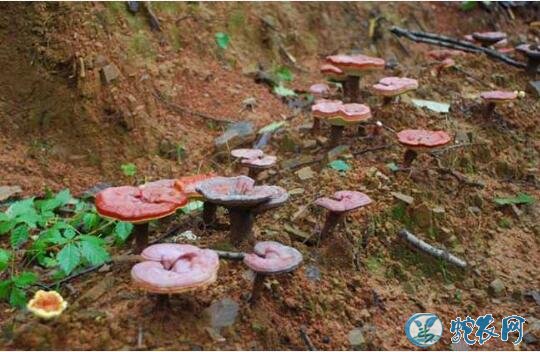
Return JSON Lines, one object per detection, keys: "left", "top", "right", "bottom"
{"left": 327, "top": 103, "right": 372, "bottom": 126}
{"left": 95, "top": 185, "right": 188, "bottom": 223}
{"left": 397, "top": 129, "right": 452, "bottom": 148}
{"left": 27, "top": 290, "right": 68, "bottom": 319}
{"left": 372, "top": 77, "right": 419, "bottom": 97}
{"left": 427, "top": 49, "right": 465, "bottom": 61}
{"left": 174, "top": 173, "right": 217, "bottom": 199}
{"left": 132, "top": 244, "right": 219, "bottom": 294}
{"left": 309, "top": 83, "right": 330, "bottom": 95}
{"left": 320, "top": 64, "right": 346, "bottom": 81}
{"left": 253, "top": 186, "right": 289, "bottom": 213}
{"left": 472, "top": 31, "right": 507, "bottom": 44}
{"left": 326, "top": 54, "right": 385, "bottom": 75}
{"left": 241, "top": 155, "right": 277, "bottom": 169}
{"left": 312, "top": 99, "right": 344, "bottom": 118}
{"left": 480, "top": 90, "right": 518, "bottom": 103}
{"left": 195, "top": 176, "right": 275, "bottom": 207}
{"left": 230, "top": 148, "right": 264, "bottom": 160}
{"left": 516, "top": 44, "right": 540, "bottom": 59}
{"left": 243, "top": 241, "right": 302, "bottom": 274}
{"left": 315, "top": 191, "right": 372, "bottom": 213}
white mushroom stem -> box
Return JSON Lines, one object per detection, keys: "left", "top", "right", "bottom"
{"left": 398, "top": 229, "right": 468, "bottom": 269}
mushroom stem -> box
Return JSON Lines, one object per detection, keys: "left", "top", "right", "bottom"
{"left": 320, "top": 211, "right": 344, "bottom": 240}
{"left": 228, "top": 207, "right": 254, "bottom": 245}
{"left": 357, "top": 124, "right": 367, "bottom": 137}
{"left": 403, "top": 149, "right": 418, "bottom": 168}
{"left": 525, "top": 58, "right": 539, "bottom": 77}
{"left": 484, "top": 102, "right": 496, "bottom": 117}
{"left": 247, "top": 167, "right": 259, "bottom": 180}
{"left": 329, "top": 125, "right": 344, "bottom": 147}
{"left": 202, "top": 202, "right": 217, "bottom": 226}
{"left": 312, "top": 117, "right": 321, "bottom": 135}
{"left": 155, "top": 294, "right": 171, "bottom": 310}
{"left": 343, "top": 76, "right": 360, "bottom": 103}
{"left": 382, "top": 96, "right": 394, "bottom": 105}
{"left": 134, "top": 222, "right": 150, "bottom": 254}
{"left": 250, "top": 273, "right": 266, "bottom": 305}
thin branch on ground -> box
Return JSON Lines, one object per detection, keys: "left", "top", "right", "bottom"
{"left": 299, "top": 325, "right": 317, "bottom": 351}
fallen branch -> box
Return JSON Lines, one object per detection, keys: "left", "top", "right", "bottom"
{"left": 299, "top": 325, "right": 317, "bottom": 351}
{"left": 144, "top": 2, "right": 161, "bottom": 31}
{"left": 153, "top": 90, "right": 234, "bottom": 124}
{"left": 398, "top": 229, "right": 468, "bottom": 269}
{"left": 389, "top": 26, "right": 538, "bottom": 72}
{"left": 213, "top": 250, "right": 245, "bottom": 260}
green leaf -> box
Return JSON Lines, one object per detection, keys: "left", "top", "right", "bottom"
{"left": 0, "top": 280, "right": 12, "bottom": 299}
{"left": 10, "top": 225, "right": 29, "bottom": 249}
{"left": 114, "top": 222, "right": 133, "bottom": 242}
{"left": 6, "top": 198, "right": 35, "bottom": 218}
{"left": 120, "top": 163, "right": 137, "bottom": 177}
{"left": 460, "top": 1, "right": 478, "bottom": 11}
{"left": 180, "top": 200, "right": 204, "bottom": 214}
{"left": 12, "top": 272, "right": 37, "bottom": 288}
{"left": 78, "top": 235, "right": 105, "bottom": 246}
{"left": 41, "top": 228, "right": 66, "bottom": 245}
{"left": 386, "top": 162, "right": 400, "bottom": 172}
{"left": 0, "top": 219, "right": 15, "bottom": 235}
{"left": 327, "top": 159, "right": 351, "bottom": 172}
{"left": 494, "top": 193, "right": 535, "bottom": 206}
{"left": 79, "top": 240, "right": 110, "bottom": 266}
{"left": 215, "top": 32, "right": 230, "bottom": 49}
{"left": 57, "top": 243, "right": 81, "bottom": 275}
{"left": 273, "top": 84, "right": 296, "bottom": 97}
{"left": 411, "top": 99, "right": 450, "bottom": 113}
{"left": 9, "top": 287, "right": 27, "bottom": 308}
{"left": 40, "top": 256, "right": 58, "bottom": 268}
{"left": 0, "top": 249, "right": 10, "bottom": 271}
{"left": 258, "top": 121, "right": 287, "bottom": 135}
{"left": 0, "top": 213, "right": 9, "bottom": 222}
{"left": 62, "top": 227, "right": 77, "bottom": 240}
{"left": 83, "top": 213, "right": 100, "bottom": 232}
{"left": 37, "top": 189, "right": 72, "bottom": 212}
{"left": 275, "top": 66, "right": 293, "bottom": 82}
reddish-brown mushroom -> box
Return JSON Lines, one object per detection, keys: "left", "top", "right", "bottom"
{"left": 230, "top": 148, "right": 277, "bottom": 181}
{"left": 326, "top": 54, "right": 385, "bottom": 103}
{"left": 472, "top": 31, "right": 507, "bottom": 47}
{"left": 372, "top": 77, "right": 419, "bottom": 104}
{"left": 516, "top": 44, "right": 540, "bottom": 77}
{"left": 315, "top": 191, "right": 372, "bottom": 240}
{"left": 326, "top": 103, "right": 372, "bottom": 146}
{"left": 311, "top": 99, "right": 343, "bottom": 135}
{"left": 480, "top": 90, "right": 518, "bottom": 117}
{"left": 396, "top": 129, "right": 452, "bottom": 168}
{"left": 309, "top": 83, "right": 331, "bottom": 98}
{"left": 320, "top": 64, "right": 346, "bottom": 82}
{"left": 95, "top": 184, "right": 188, "bottom": 253}
{"left": 132, "top": 243, "right": 219, "bottom": 308}
{"left": 243, "top": 241, "right": 302, "bottom": 304}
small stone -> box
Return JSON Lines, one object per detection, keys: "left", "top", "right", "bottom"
{"left": 0, "top": 185, "right": 22, "bottom": 202}
{"left": 489, "top": 278, "right": 506, "bottom": 297}
{"left": 204, "top": 298, "right": 239, "bottom": 329}
{"left": 302, "top": 139, "right": 317, "bottom": 149}
{"left": 214, "top": 121, "right": 255, "bottom": 151}
{"left": 468, "top": 206, "right": 481, "bottom": 215}
{"left": 316, "top": 136, "right": 328, "bottom": 145}
{"left": 296, "top": 166, "right": 315, "bottom": 180}
{"left": 305, "top": 265, "right": 321, "bottom": 281}
{"left": 205, "top": 327, "right": 226, "bottom": 342}
{"left": 527, "top": 81, "right": 540, "bottom": 98}
{"left": 289, "top": 188, "right": 305, "bottom": 196}
{"left": 455, "top": 131, "right": 471, "bottom": 144}
{"left": 241, "top": 97, "right": 257, "bottom": 110}
{"left": 347, "top": 328, "right": 365, "bottom": 348}
{"left": 391, "top": 192, "right": 414, "bottom": 205}
{"left": 281, "top": 156, "right": 314, "bottom": 170}
{"left": 101, "top": 63, "right": 121, "bottom": 84}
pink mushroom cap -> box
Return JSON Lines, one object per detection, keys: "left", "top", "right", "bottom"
{"left": 315, "top": 191, "right": 372, "bottom": 213}
{"left": 231, "top": 148, "right": 264, "bottom": 160}
{"left": 516, "top": 44, "right": 540, "bottom": 59}
{"left": 328, "top": 103, "right": 372, "bottom": 126}
{"left": 320, "top": 64, "right": 346, "bottom": 80}
{"left": 132, "top": 244, "right": 219, "bottom": 293}
{"left": 243, "top": 241, "right": 303, "bottom": 274}
{"left": 326, "top": 54, "right": 385, "bottom": 75}
{"left": 480, "top": 90, "right": 518, "bottom": 103}
{"left": 241, "top": 155, "right": 277, "bottom": 169}
{"left": 195, "top": 176, "right": 275, "bottom": 207}
{"left": 397, "top": 129, "right": 452, "bottom": 148}
{"left": 309, "top": 83, "right": 330, "bottom": 95}
{"left": 312, "top": 99, "right": 344, "bottom": 118}
{"left": 472, "top": 31, "right": 507, "bottom": 44}
{"left": 372, "top": 77, "right": 419, "bottom": 97}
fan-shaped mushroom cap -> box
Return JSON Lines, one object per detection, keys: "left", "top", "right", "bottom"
{"left": 241, "top": 155, "right": 277, "bottom": 169}
{"left": 312, "top": 99, "right": 343, "bottom": 118}
{"left": 309, "top": 83, "right": 330, "bottom": 96}
{"left": 326, "top": 54, "right": 385, "bottom": 75}
{"left": 472, "top": 31, "right": 507, "bottom": 45}
{"left": 231, "top": 148, "right": 264, "bottom": 160}
{"left": 516, "top": 44, "right": 540, "bottom": 59}
{"left": 372, "top": 77, "right": 419, "bottom": 97}
{"left": 132, "top": 244, "right": 219, "bottom": 294}
{"left": 27, "top": 290, "right": 68, "bottom": 319}
{"left": 397, "top": 129, "right": 452, "bottom": 149}
{"left": 195, "top": 176, "right": 275, "bottom": 207}
{"left": 95, "top": 185, "right": 188, "bottom": 223}
{"left": 480, "top": 90, "right": 518, "bottom": 103}
{"left": 320, "top": 64, "right": 346, "bottom": 81}
{"left": 253, "top": 186, "right": 289, "bottom": 213}
{"left": 174, "top": 173, "right": 217, "bottom": 200}
{"left": 327, "top": 103, "right": 372, "bottom": 126}
{"left": 315, "top": 191, "right": 372, "bottom": 213}
{"left": 427, "top": 49, "right": 465, "bottom": 61}
{"left": 244, "top": 241, "right": 302, "bottom": 274}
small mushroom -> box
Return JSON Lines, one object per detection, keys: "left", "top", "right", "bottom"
{"left": 309, "top": 83, "right": 331, "bottom": 98}
{"left": 325, "top": 54, "right": 385, "bottom": 103}
{"left": 372, "top": 77, "right": 419, "bottom": 105}
{"left": 320, "top": 63, "right": 347, "bottom": 82}
{"left": 27, "top": 290, "right": 67, "bottom": 320}
{"left": 396, "top": 129, "right": 452, "bottom": 168}
{"left": 311, "top": 99, "right": 343, "bottom": 135}
{"left": 196, "top": 176, "right": 286, "bottom": 245}
{"left": 230, "top": 148, "right": 277, "bottom": 181}
{"left": 516, "top": 44, "right": 540, "bottom": 77}
{"left": 479, "top": 90, "right": 518, "bottom": 118}
{"left": 471, "top": 31, "right": 507, "bottom": 48}
{"left": 243, "top": 241, "right": 302, "bottom": 305}
{"left": 326, "top": 103, "right": 372, "bottom": 146}
{"left": 175, "top": 173, "right": 217, "bottom": 225}
{"left": 95, "top": 183, "right": 188, "bottom": 253}
{"left": 315, "top": 191, "right": 372, "bottom": 240}
{"left": 131, "top": 243, "right": 219, "bottom": 309}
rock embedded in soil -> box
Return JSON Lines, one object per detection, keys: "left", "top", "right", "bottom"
{"left": 204, "top": 297, "right": 239, "bottom": 329}
{"left": 347, "top": 327, "right": 366, "bottom": 348}
{"left": 296, "top": 166, "right": 315, "bottom": 180}
{"left": 0, "top": 185, "right": 22, "bottom": 201}
{"left": 214, "top": 121, "right": 255, "bottom": 151}
{"left": 489, "top": 278, "right": 506, "bottom": 297}
{"left": 391, "top": 192, "right": 414, "bottom": 205}
{"left": 101, "top": 63, "right": 121, "bottom": 84}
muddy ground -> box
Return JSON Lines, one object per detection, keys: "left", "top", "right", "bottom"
{"left": 0, "top": 2, "right": 539, "bottom": 350}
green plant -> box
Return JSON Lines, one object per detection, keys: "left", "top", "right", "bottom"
{"left": 0, "top": 272, "right": 37, "bottom": 308}
{"left": 498, "top": 217, "right": 513, "bottom": 229}
{"left": 215, "top": 32, "right": 230, "bottom": 49}
{"left": 494, "top": 193, "right": 534, "bottom": 206}
{"left": 121, "top": 163, "right": 137, "bottom": 177}
{"left": 274, "top": 66, "right": 294, "bottom": 82}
